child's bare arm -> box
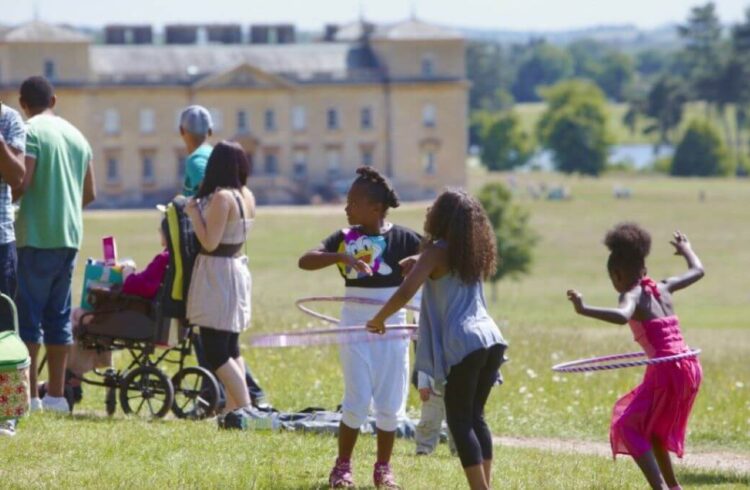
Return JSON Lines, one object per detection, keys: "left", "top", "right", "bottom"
{"left": 663, "top": 231, "right": 704, "bottom": 293}
{"left": 298, "top": 246, "right": 372, "bottom": 275}
{"left": 567, "top": 289, "right": 637, "bottom": 325}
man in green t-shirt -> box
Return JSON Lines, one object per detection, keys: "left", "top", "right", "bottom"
{"left": 179, "top": 105, "right": 213, "bottom": 197}
{"left": 14, "top": 76, "right": 96, "bottom": 413}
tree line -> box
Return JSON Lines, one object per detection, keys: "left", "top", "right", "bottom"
{"left": 469, "top": 2, "right": 750, "bottom": 176}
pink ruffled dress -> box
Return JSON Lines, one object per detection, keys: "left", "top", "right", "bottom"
{"left": 610, "top": 278, "right": 702, "bottom": 459}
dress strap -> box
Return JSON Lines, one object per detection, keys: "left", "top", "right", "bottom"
{"left": 640, "top": 277, "right": 661, "bottom": 300}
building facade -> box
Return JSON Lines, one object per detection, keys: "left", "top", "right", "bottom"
{"left": 0, "top": 20, "right": 467, "bottom": 205}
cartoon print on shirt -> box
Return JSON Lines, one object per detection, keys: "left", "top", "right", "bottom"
{"left": 337, "top": 228, "right": 393, "bottom": 279}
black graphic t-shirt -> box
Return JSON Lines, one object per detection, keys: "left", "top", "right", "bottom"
{"left": 322, "top": 224, "right": 422, "bottom": 288}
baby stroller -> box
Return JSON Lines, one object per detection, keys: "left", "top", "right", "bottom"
{"left": 75, "top": 196, "right": 220, "bottom": 419}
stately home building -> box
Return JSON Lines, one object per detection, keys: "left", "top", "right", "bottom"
{"left": 0, "top": 20, "right": 467, "bottom": 205}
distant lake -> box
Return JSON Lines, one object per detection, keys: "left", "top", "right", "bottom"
{"left": 523, "top": 144, "right": 674, "bottom": 171}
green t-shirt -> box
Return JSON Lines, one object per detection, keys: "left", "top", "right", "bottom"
{"left": 182, "top": 143, "right": 213, "bottom": 197}
{"left": 16, "top": 114, "right": 92, "bottom": 249}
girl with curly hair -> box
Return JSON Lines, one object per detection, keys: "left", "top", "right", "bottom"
{"left": 367, "top": 189, "right": 508, "bottom": 490}
{"left": 567, "top": 222, "right": 704, "bottom": 490}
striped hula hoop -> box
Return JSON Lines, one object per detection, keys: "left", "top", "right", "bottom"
{"left": 248, "top": 296, "right": 420, "bottom": 348}
{"left": 552, "top": 348, "right": 701, "bottom": 373}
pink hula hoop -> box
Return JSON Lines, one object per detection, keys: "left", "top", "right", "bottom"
{"left": 249, "top": 296, "right": 419, "bottom": 348}
{"left": 552, "top": 348, "right": 701, "bottom": 373}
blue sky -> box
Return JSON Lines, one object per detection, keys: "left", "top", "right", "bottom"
{"left": 4, "top": 0, "right": 749, "bottom": 31}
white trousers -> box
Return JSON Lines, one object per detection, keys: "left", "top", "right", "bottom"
{"left": 339, "top": 287, "right": 410, "bottom": 432}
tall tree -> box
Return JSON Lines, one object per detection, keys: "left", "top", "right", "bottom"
{"left": 537, "top": 80, "right": 613, "bottom": 176}
{"left": 677, "top": 2, "right": 725, "bottom": 112}
{"left": 642, "top": 75, "right": 688, "bottom": 151}
{"left": 477, "top": 183, "right": 538, "bottom": 302}
{"left": 479, "top": 111, "right": 535, "bottom": 171}
{"left": 512, "top": 41, "right": 574, "bottom": 102}
{"left": 672, "top": 119, "right": 731, "bottom": 176}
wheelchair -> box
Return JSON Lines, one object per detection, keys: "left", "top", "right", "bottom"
{"left": 75, "top": 286, "right": 220, "bottom": 420}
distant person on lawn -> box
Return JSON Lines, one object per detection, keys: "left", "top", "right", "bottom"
{"left": 14, "top": 76, "right": 96, "bottom": 414}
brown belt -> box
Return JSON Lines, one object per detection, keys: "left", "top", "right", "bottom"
{"left": 199, "top": 242, "right": 243, "bottom": 257}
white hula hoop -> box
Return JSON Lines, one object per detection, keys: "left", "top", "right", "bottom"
{"left": 552, "top": 348, "right": 701, "bottom": 373}
{"left": 295, "top": 296, "right": 420, "bottom": 325}
{"left": 250, "top": 325, "right": 417, "bottom": 348}
{"left": 248, "top": 296, "right": 420, "bottom": 348}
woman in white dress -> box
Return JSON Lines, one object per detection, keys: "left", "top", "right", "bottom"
{"left": 184, "top": 141, "right": 255, "bottom": 428}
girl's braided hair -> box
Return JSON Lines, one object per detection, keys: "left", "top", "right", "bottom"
{"left": 605, "top": 222, "right": 651, "bottom": 279}
{"left": 353, "top": 166, "right": 400, "bottom": 210}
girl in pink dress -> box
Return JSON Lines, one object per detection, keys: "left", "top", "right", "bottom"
{"left": 566, "top": 223, "right": 704, "bottom": 490}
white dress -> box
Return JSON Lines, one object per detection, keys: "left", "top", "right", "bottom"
{"left": 186, "top": 195, "right": 252, "bottom": 332}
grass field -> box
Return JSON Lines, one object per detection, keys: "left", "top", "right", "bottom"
{"left": 1, "top": 171, "right": 748, "bottom": 488}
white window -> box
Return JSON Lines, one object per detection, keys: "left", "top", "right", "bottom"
{"left": 104, "top": 109, "right": 120, "bottom": 135}
{"left": 209, "top": 108, "right": 223, "bottom": 132}
{"left": 423, "top": 150, "right": 437, "bottom": 175}
{"left": 421, "top": 54, "right": 435, "bottom": 77}
{"left": 326, "top": 148, "right": 341, "bottom": 177}
{"left": 139, "top": 108, "right": 156, "bottom": 134}
{"left": 293, "top": 150, "right": 308, "bottom": 179}
{"left": 264, "top": 109, "right": 276, "bottom": 131}
{"left": 237, "top": 110, "right": 248, "bottom": 133}
{"left": 422, "top": 104, "right": 436, "bottom": 128}
{"left": 264, "top": 152, "right": 278, "bottom": 175}
{"left": 105, "top": 153, "right": 120, "bottom": 185}
{"left": 360, "top": 107, "right": 373, "bottom": 130}
{"left": 142, "top": 152, "right": 156, "bottom": 185}
{"left": 327, "top": 108, "right": 339, "bottom": 130}
{"left": 44, "top": 60, "right": 56, "bottom": 80}
{"left": 361, "top": 147, "right": 374, "bottom": 167}
{"left": 292, "top": 106, "right": 306, "bottom": 131}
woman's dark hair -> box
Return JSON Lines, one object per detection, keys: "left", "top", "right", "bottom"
{"left": 604, "top": 222, "right": 651, "bottom": 280}
{"left": 351, "top": 166, "right": 400, "bottom": 212}
{"left": 20, "top": 76, "right": 54, "bottom": 110}
{"left": 196, "top": 141, "right": 247, "bottom": 198}
{"left": 424, "top": 188, "right": 497, "bottom": 283}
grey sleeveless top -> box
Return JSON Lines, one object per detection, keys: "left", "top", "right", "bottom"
{"left": 414, "top": 242, "right": 507, "bottom": 386}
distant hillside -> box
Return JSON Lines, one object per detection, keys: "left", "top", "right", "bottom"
{"left": 459, "top": 24, "right": 682, "bottom": 50}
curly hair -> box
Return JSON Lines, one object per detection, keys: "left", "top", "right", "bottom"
{"left": 352, "top": 166, "right": 400, "bottom": 211}
{"left": 604, "top": 222, "right": 651, "bottom": 278}
{"left": 424, "top": 189, "right": 497, "bottom": 283}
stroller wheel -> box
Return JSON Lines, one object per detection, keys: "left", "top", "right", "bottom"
{"left": 119, "top": 366, "right": 174, "bottom": 418}
{"left": 172, "top": 366, "right": 220, "bottom": 420}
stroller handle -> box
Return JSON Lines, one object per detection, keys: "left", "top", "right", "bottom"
{"left": 0, "top": 293, "right": 19, "bottom": 336}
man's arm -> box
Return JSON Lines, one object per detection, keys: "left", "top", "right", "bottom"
{"left": 12, "top": 156, "right": 35, "bottom": 202}
{"left": 0, "top": 138, "right": 24, "bottom": 189}
{"left": 82, "top": 160, "right": 96, "bottom": 207}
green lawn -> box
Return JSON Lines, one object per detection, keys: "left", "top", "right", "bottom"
{"left": 1, "top": 172, "right": 748, "bottom": 488}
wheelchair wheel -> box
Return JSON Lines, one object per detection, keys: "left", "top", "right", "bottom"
{"left": 171, "top": 366, "right": 220, "bottom": 420}
{"left": 105, "top": 387, "right": 117, "bottom": 416}
{"left": 119, "top": 366, "right": 174, "bottom": 418}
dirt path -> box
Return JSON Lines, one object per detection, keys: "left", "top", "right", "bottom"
{"left": 493, "top": 436, "right": 750, "bottom": 475}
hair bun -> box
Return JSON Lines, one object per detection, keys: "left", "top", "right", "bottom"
{"left": 604, "top": 222, "right": 651, "bottom": 259}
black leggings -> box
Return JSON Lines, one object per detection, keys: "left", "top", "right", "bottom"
{"left": 199, "top": 327, "right": 240, "bottom": 371}
{"left": 444, "top": 344, "right": 505, "bottom": 468}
